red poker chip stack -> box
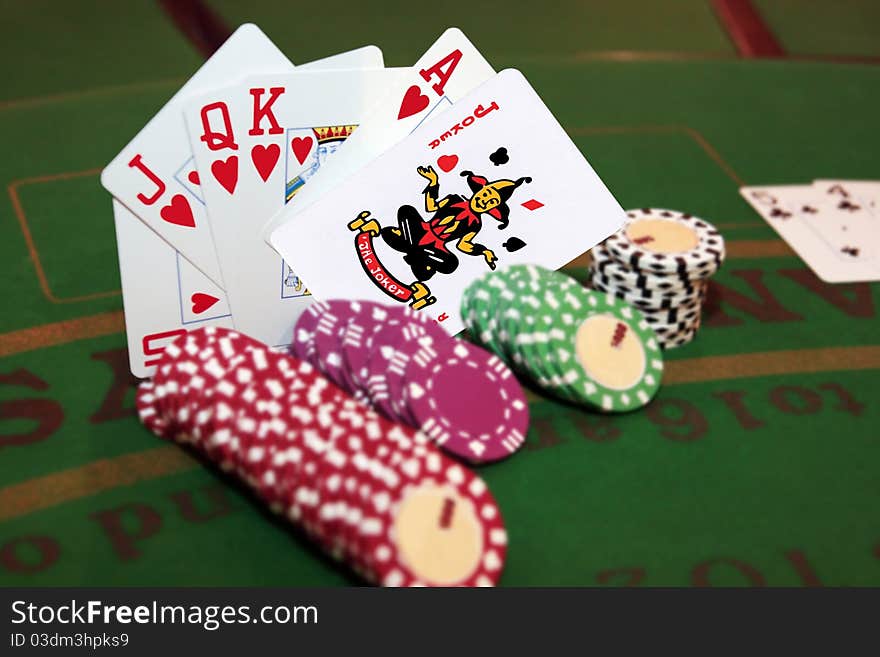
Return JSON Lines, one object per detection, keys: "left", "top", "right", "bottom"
{"left": 291, "top": 299, "right": 530, "bottom": 465}
{"left": 136, "top": 326, "right": 508, "bottom": 587}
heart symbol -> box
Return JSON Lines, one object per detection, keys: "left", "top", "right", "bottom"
{"left": 408, "top": 382, "right": 425, "bottom": 399}
{"left": 397, "top": 85, "right": 429, "bottom": 120}
{"left": 291, "top": 137, "right": 313, "bottom": 165}
{"left": 211, "top": 156, "right": 238, "bottom": 194}
{"left": 251, "top": 144, "right": 281, "bottom": 183}
{"left": 159, "top": 194, "right": 196, "bottom": 228}
{"left": 187, "top": 170, "right": 200, "bottom": 185}
{"left": 191, "top": 292, "right": 220, "bottom": 315}
{"left": 437, "top": 154, "right": 458, "bottom": 172}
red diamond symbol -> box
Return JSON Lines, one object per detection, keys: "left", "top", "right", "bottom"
{"left": 521, "top": 199, "right": 543, "bottom": 211}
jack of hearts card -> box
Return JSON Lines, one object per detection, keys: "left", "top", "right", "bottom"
{"left": 112, "top": 200, "right": 232, "bottom": 378}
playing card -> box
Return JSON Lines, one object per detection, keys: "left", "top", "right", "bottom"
{"left": 740, "top": 184, "right": 880, "bottom": 283}
{"left": 268, "top": 68, "right": 627, "bottom": 334}
{"left": 261, "top": 27, "right": 494, "bottom": 239}
{"left": 112, "top": 199, "right": 232, "bottom": 378}
{"left": 183, "top": 67, "right": 405, "bottom": 348}
{"left": 101, "top": 23, "right": 383, "bottom": 286}
{"left": 810, "top": 180, "right": 879, "bottom": 262}
{"left": 814, "top": 179, "right": 880, "bottom": 213}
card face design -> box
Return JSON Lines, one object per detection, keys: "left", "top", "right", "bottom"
{"left": 174, "top": 156, "right": 205, "bottom": 205}
{"left": 261, "top": 28, "right": 495, "bottom": 238}
{"left": 269, "top": 69, "right": 628, "bottom": 335}
{"left": 101, "top": 24, "right": 294, "bottom": 286}
{"left": 112, "top": 199, "right": 232, "bottom": 378}
{"left": 104, "top": 25, "right": 384, "bottom": 373}
{"left": 810, "top": 180, "right": 878, "bottom": 262}
{"left": 177, "top": 258, "right": 232, "bottom": 324}
{"left": 740, "top": 183, "right": 880, "bottom": 283}
{"left": 284, "top": 125, "right": 357, "bottom": 203}
{"left": 281, "top": 124, "right": 357, "bottom": 299}
{"left": 346, "top": 142, "right": 537, "bottom": 311}
{"left": 184, "top": 68, "right": 402, "bottom": 348}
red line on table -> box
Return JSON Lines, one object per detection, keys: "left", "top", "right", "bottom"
{"left": 157, "top": 0, "right": 232, "bottom": 58}
{"left": 712, "top": 0, "right": 786, "bottom": 58}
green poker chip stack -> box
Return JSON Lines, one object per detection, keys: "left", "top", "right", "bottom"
{"left": 461, "top": 265, "right": 664, "bottom": 412}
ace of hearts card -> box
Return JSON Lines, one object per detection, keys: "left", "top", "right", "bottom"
{"left": 261, "top": 27, "right": 495, "bottom": 239}
{"left": 269, "top": 69, "right": 627, "bottom": 334}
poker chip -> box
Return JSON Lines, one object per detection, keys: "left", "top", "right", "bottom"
{"left": 639, "top": 297, "right": 702, "bottom": 326}
{"left": 603, "top": 208, "right": 726, "bottom": 276}
{"left": 135, "top": 326, "right": 509, "bottom": 587}
{"left": 309, "top": 299, "right": 366, "bottom": 388}
{"left": 586, "top": 208, "right": 726, "bottom": 349}
{"left": 461, "top": 271, "right": 510, "bottom": 356}
{"left": 461, "top": 266, "right": 664, "bottom": 412}
{"left": 291, "top": 299, "right": 329, "bottom": 364}
{"left": 135, "top": 381, "right": 168, "bottom": 438}
{"left": 366, "top": 317, "right": 448, "bottom": 424}
{"left": 201, "top": 350, "right": 255, "bottom": 472}
{"left": 367, "top": 470, "right": 508, "bottom": 586}
{"left": 362, "top": 326, "right": 407, "bottom": 420}
{"left": 291, "top": 299, "right": 529, "bottom": 465}
{"left": 590, "top": 274, "right": 705, "bottom": 309}
{"left": 660, "top": 322, "right": 700, "bottom": 349}
{"left": 404, "top": 339, "right": 529, "bottom": 463}
{"left": 337, "top": 301, "right": 395, "bottom": 394}
{"left": 383, "top": 331, "right": 443, "bottom": 427}
{"left": 590, "top": 255, "right": 702, "bottom": 292}
{"left": 544, "top": 288, "right": 663, "bottom": 412}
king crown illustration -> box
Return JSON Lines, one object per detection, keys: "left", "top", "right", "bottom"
{"left": 313, "top": 125, "right": 358, "bottom": 143}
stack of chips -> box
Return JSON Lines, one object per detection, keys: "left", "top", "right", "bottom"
{"left": 461, "top": 265, "right": 664, "bottom": 412}
{"left": 589, "top": 208, "right": 726, "bottom": 349}
{"left": 290, "top": 300, "right": 529, "bottom": 464}
{"left": 136, "top": 326, "right": 508, "bottom": 587}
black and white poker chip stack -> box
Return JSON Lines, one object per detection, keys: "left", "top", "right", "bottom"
{"left": 589, "top": 208, "right": 726, "bottom": 349}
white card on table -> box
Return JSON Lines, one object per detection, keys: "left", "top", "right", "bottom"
{"left": 112, "top": 199, "right": 233, "bottom": 378}
{"left": 183, "top": 67, "right": 404, "bottom": 348}
{"left": 811, "top": 180, "right": 879, "bottom": 263}
{"left": 102, "top": 22, "right": 383, "bottom": 286}
{"left": 740, "top": 184, "right": 880, "bottom": 283}
{"left": 261, "top": 27, "right": 494, "bottom": 239}
{"left": 813, "top": 179, "right": 880, "bottom": 212}
{"left": 269, "top": 68, "right": 627, "bottom": 334}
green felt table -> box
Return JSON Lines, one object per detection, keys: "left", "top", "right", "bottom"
{"left": 755, "top": 0, "right": 880, "bottom": 58}
{"left": 1, "top": 2, "right": 879, "bottom": 587}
